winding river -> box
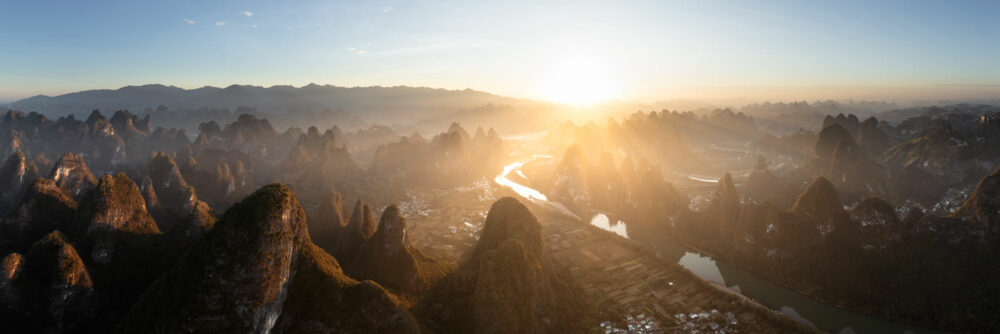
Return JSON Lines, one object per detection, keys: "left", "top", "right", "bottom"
{"left": 494, "top": 156, "right": 943, "bottom": 334}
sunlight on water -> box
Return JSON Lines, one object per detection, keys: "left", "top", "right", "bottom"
{"left": 686, "top": 175, "right": 719, "bottom": 183}
{"left": 490, "top": 154, "right": 938, "bottom": 334}
{"left": 589, "top": 213, "right": 629, "bottom": 238}
{"left": 678, "top": 252, "right": 725, "bottom": 285}
{"left": 494, "top": 155, "right": 552, "bottom": 202}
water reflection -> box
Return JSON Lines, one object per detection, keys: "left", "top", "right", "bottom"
{"left": 495, "top": 156, "right": 580, "bottom": 219}
{"left": 495, "top": 157, "right": 942, "bottom": 334}
{"left": 589, "top": 213, "right": 629, "bottom": 238}
{"left": 494, "top": 155, "right": 552, "bottom": 202}
{"left": 628, "top": 223, "right": 939, "bottom": 334}
{"left": 678, "top": 252, "right": 724, "bottom": 284}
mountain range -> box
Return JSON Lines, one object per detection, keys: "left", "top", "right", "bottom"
{"left": 8, "top": 84, "right": 562, "bottom": 132}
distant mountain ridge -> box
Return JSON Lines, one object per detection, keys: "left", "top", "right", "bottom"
{"left": 12, "top": 83, "right": 526, "bottom": 112}
{"left": 9, "top": 83, "right": 563, "bottom": 133}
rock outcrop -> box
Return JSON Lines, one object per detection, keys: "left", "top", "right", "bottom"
{"left": 48, "top": 153, "right": 98, "bottom": 199}
{"left": 791, "top": 177, "right": 844, "bottom": 223}
{"left": 8, "top": 231, "right": 97, "bottom": 333}
{"left": 71, "top": 173, "right": 161, "bottom": 264}
{"left": 0, "top": 152, "right": 40, "bottom": 214}
{"left": 336, "top": 199, "right": 377, "bottom": 260}
{"left": 1, "top": 179, "right": 78, "bottom": 252}
{"left": 813, "top": 124, "right": 854, "bottom": 163}
{"left": 145, "top": 152, "right": 202, "bottom": 230}
{"left": 351, "top": 205, "right": 448, "bottom": 292}
{"left": 307, "top": 191, "right": 346, "bottom": 255}
{"left": 118, "top": 183, "right": 418, "bottom": 333}
{"left": 705, "top": 173, "right": 741, "bottom": 245}
{"left": 72, "top": 174, "right": 160, "bottom": 237}
{"left": 787, "top": 177, "right": 849, "bottom": 241}
{"left": 825, "top": 139, "right": 886, "bottom": 202}
{"left": 857, "top": 117, "right": 890, "bottom": 155}
{"left": 270, "top": 243, "right": 420, "bottom": 333}
{"left": 418, "top": 197, "right": 594, "bottom": 333}
{"left": 953, "top": 167, "right": 1000, "bottom": 230}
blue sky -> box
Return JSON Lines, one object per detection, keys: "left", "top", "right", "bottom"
{"left": 1, "top": 0, "right": 998, "bottom": 102}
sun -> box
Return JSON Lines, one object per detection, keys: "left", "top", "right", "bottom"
{"left": 538, "top": 57, "right": 621, "bottom": 106}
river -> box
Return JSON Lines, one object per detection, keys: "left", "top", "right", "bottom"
{"left": 494, "top": 156, "right": 943, "bottom": 334}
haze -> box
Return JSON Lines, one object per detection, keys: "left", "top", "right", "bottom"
{"left": 2, "top": 0, "right": 999, "bottom": 103}
{"left": 3, "top": 1, "right": 1000, "bottom": 334}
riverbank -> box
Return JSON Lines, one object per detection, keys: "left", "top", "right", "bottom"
{"left": 528, "top": 198, "right": 819, "bottom": 333}
{"left": 570, "top": 199, "right": 950, "bottom": 333}
{"left": 676, "top": 235, "right": 953, "bottom": 333}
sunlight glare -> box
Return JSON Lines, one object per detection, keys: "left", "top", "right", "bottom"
{"left": 538, "top": 57, "right": 621, "bottom": 106}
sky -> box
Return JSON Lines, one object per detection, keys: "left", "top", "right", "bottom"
{"left": 1, "top": 0, "right": 998, "bottom": 103}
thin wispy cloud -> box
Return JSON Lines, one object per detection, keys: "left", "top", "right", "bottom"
{"left": 346, "top": 47, "right": 367, "bottom": 55}
{"left": 368, "top": 40, "right": 506, "bottom": 57}
{"left": 251, "top": 24, "right": 258, "bottom": 28}
{"left": 241, "top": 11, "right": 253, "bottom": 17}
{"left": 215, "top": 21, "right": 227, "bottom": 26}
{"left": 182, "top": 18, "right": 195, "bottom": 24}
{"left": 384, "top": 6, "right": 393, "bottom": 13}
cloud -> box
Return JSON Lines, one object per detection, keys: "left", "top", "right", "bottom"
{"left": 251, "top": 24, "right": 258, "bottom": 28}
{"left": 346, "top": 47, "right": 367, "bottom": 55}
{"left": 384, "top": 6, "right": 393, "bottom": 13}
{"left": 242, "top": 11, "right": 253, "bottom": 17}
{"left": 183, "top": 18, "right": 195, "bottom": 24}
{"left": 285, "top": 26, "right": 295, "bottom": 31}
{"left": 215, "top": 21, "right": 226, "bottom": 26}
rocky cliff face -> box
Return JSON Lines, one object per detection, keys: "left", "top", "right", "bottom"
{"left": 1, "top": 179, "right": 78, "bottom": 252}
{"left": 822, "top": 113, "right": 860, "bottom": 138}
{"left": 0, "top": 252, "right": 21, "bottom": 310}
{"left": 336, "top": 199, "right": 377, "bottom": 260}
{"left": 118, "top": 183, "right": 418, "bottom": 333}
{"left": 473, "top": 198, "right": 544, "bottom": 260}
{"left": 351, "top": 205, "right": 448, "bottom": 293}
{"left": 953, "top": 167, "right": 1000, "bottom": 231}
{"left": 269, "top": 243, "right": 420, "bottom": 333}
{"left": 791, "top": 177, "right": 845, "bottom": 223}
{"left": 48, "top": 152, "right": 98, "bottom": 199}
{"left": 812, "top": 124, "right": 854, "bottom": 166}
{"left": 9, "top": 231, "right": 97, "bottom": 333}
{"left": 825, "top": 139, "right": 886, "bottom": 202}
{"left": 473, "top": 238, "right": 556, "bottom": 334}
{"left": 418, "top": 197, "right": 592, "bottom": 333}
{"left": 119, "top": 184, "right": 307, "bottom": 332}
{"left": 72, "top": 174, "right": 160, "bottom": 236}
{"left": 707, "top": 173, "right": 742, "bottom": 246}
{"left": 0, "top": 152, "right": 40, "bottom": 215}
{"left": 857, "top": 117, "right": 890, "bottom": 155}
{"left": 71, "top": 173, "right": 161, "bottom": 264}
{"left": 145, "top": 152, "right": 203, "bottom": 230}
{"left": 471, "top": 197, "right": 586, "bottom": 333}
{"left": 307, "top": 191, "right": 346, "bottom": 255}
